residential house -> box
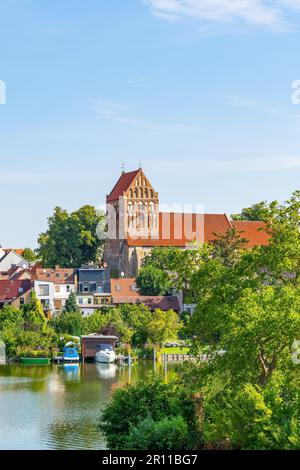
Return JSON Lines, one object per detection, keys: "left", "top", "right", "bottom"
{"left": 0, "top": 265, "right": 33, "bottom": 281}
{"left": 76, "top": 266, "right": 111, "bottom": 316}
{"left": 111, "top": 278, "right": 180, "bottom": 313}
{"left": 33, "top": 266, "right": 75, "bottom": 315}
{"left": 0, "top": 248, "right": 29, "bottom": 272}
{"left": 0, "top": 279, "right": 32, "bottom": 308}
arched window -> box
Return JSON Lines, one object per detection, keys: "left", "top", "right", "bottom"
{"left": 150, "top": 189, "right": 154, "bottom": 199}
{"left": 134, "top": 188, "right": 138, "bottom": 198}
{"left": 140, "top": 187, "right": 143, "bottom": 198}
{"left": 129, "top": 188, "right": 133, "bottom": 198}
{"left": 144, "top": 188, "right": 148, "bottom": 198}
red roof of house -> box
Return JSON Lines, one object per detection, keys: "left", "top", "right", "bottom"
{"left": 0, "top": 279, "right": 32, "bottom": 302}
{"left": 111, "top": 278, "right": 140, "bottom": 297}
{"left": 112, "top": 295, "right": 180, "bottom": 312}
{"left": 107, "top": 170, "right": 140, "bottom": 203}
{"left": 127, "top": 213, "right": 232, "bottom": 247}
{"left": 0, "top": 266, "right": 33, "bottom": 280}
{"left": 33, "top": 267, "right": 75, "bottom": 284}
{"left": 3, "top": 249, "right": 24, "bottom": 256}
{"left": 232, "top": 221, "right": 270, "bottom": 247}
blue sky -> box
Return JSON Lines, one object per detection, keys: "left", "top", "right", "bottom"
{"left": 1, "top": 0, "right": 300, "bottom": 248}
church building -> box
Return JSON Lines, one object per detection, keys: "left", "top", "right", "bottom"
{"left": 104, "top": 168, "right": 269, "bottom": 277}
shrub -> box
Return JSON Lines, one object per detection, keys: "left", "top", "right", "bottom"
{"left": 124, "top": 416, "right": 190, "bottom": 450}
{"left": 99, "top": 374, "right": 202, "bottom": 450}
{"left": 16, "top": 347, "right": 50, "bottom": 358}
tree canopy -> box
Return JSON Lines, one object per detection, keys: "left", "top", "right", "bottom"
{"left": 37, "top": 205, "right": 105, "bottom": 267}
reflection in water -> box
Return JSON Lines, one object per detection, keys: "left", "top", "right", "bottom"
{"left": 0, "top": 362, "right": 185, "bottom": 450}
{"left": 63, "top": 364, "right": 80, "bottom": 381}
{"left": 95, "top": 363, "right": 117, "bottom": 380}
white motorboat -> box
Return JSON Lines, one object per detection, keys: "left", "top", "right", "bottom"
{"left": 95, "top": 343, "right": 116, "bottom": 363}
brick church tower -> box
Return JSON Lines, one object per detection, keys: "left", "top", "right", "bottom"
{"left": 104, "top": 168, "right": 159, "bottom": 276}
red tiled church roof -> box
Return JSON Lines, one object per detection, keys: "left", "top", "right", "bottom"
{"left": 127, "top": 212, "right": 232, "bottom": 247}
{"left": 127, "top": 214, "right": 269, "bottom": 248}
{"left": 107, "top": 170, "right": 140, "bottom": 203}
{"left": 231, "top": 220, "right": 270, "bottom": 247}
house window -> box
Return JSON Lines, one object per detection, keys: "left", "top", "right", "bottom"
{"left": 78, "top": 298, "right": 83, "bottom": 305}
{"left": 130, "top": 284, "right": 137, "bottom": 291}
{"left": 18, "top": 287, "right": 24, "bottom": 294}
{"left": 38, "top": 284, "right": 49, "bottom": 296}
{"left": 55, "top": 273, "right": 60, "bottom": 278}
{"left": 83, "top": 286, "right": 89, "bottom": 293}
{"left": 66, "top": 285, "right": 71, "bottom": 292}
{"left": 89, "top": 282, "right": 96, "bottom": 292}
{"left": 88, "top": 298, "right": 92, "bottom": 305}
{"left": 20, "top": 298, "right": 25, "bottom": 305}
{"left": 115, "top": 284, "right": 121, "bottom": 291}
{"left": 55, "top": 285, "right": 60, "bottom": 293}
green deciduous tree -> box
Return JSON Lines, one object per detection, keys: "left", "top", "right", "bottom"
{"left": 49, "top": 312, "right": 82, "bottom": 337}
{"left": 37, "top": 205, "right": 105, "bottom": 267}
{"left": 22, "top": 248, "right": 37, "bottom": 262}
{"left": 136, "top": 265, "right": 171, "bottom": 296}
{"left": 147, "top": 309, "right": 183, "bottom": 346}
{"left": 231, "top": 201, "right": 273, "bottom": 221}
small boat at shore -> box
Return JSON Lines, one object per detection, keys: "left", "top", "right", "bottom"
{"left": 63, "top": 342, "right": 80, "bottom": 362}
{"left": 95, "top": 344, "right": 116, "bottom": 363}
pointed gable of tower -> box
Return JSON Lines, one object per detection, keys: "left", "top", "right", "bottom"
{"left": 106, "top": 168, "right": 159, "bottom": 241}
{"left": 124, "top": 169, "right": 158, "bottom": 201}
{"left": 106, "top": 170, "right": 140, "bottom": 203}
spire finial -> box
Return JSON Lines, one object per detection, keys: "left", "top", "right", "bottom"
{"left": 139, "top": 160, "right": 142, "bottom": 169}
{"left": 121, "top": 162, "right": 125, "bottom": 174}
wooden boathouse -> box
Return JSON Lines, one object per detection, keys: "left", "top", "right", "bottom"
{"left": 81, "top": 334, "right": 119, "bottom": 361}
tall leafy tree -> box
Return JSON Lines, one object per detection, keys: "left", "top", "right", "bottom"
{"left": 212, "top": 227, "right": 248, "bottom": 267}
{"left": 136, "top": 265, "right": 171, "bottom": 296}
{"left": 231, "top": 201, "right": 274, "bottom": 221}
{"left": 37, "top": 205, "right": 105, "bottom": 267}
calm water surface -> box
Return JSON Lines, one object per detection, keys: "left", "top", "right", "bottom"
{"left": 0, "top": 362, "right": 182, "bottom": 450}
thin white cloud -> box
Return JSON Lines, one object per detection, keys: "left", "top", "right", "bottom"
{"left": 226, "top": 93, "right": 300, "bottom": 119}
{"left": 226, "top": 94, "right": 260, "bottom": 108}
{"left": 144, "top": 0, "right": 300, "bottom": 30}
{"left": 90, "top": 99, "right": 190, "bottom": 132}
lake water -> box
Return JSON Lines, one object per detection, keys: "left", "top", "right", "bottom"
{"left": 0, "top": 362, "right": 182, "bottom": 450}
